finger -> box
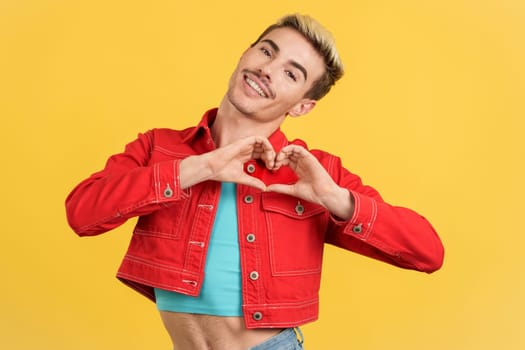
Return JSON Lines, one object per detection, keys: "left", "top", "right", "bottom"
{"left": 261, "top": 144, "right": 276, "bottom": 170}
{"left": 274, "top": 148, "right": 298, "bottom": 168}
{"left": 274, "top": 146, "right": 292, "bottom": 163}
{"left": 266, "top": 183, "right": 295, "bottom": 196}
{"left": 252, "top": 136, "right": 276, "bottom": 169}
{"left": 237, "top": 174, "right": 267, "bottom": 192}
{"left": 252, "top": 136, "right": 273, "bottom": 151}
{"left": 273, "top": 153, "right": 288, "bottom": 169}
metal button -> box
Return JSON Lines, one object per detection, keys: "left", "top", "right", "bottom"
{"left": 295, "top": 202, "right": 305, "bottom": 215}
{"left": 244, "top": 195, "right": 254, "bottom": 204}
{"left": 163, "top": 185, "right": 173, "bottom": 198}
{"left": 246, "top": 163, "right": 256, "bottom": 174}
{"left": 253, "top": 312, "right": 263, "bottom": 321}
{"left": 246, "top": 233, "right": 256, "bottom": 243}
{"left": 352, "top": 223, "right": 363, "bottom": 234}
{"left": 249, "top": 271, "right": 259, "bottom": 280}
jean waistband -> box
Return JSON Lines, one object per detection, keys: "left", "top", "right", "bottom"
{"left": 249, "top": 327, "right": 304, "bottom": 349}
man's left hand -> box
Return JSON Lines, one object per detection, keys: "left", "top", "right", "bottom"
{"left": 267, "top": 145, "right": 354, "bottom": 220}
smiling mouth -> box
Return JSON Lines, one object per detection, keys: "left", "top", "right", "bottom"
{"left": 244, "top": 76, "right": 269, "bottom": 98}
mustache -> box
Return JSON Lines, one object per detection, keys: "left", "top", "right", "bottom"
{"left": 242, "top": 69, "right": 275, "bottom": 99}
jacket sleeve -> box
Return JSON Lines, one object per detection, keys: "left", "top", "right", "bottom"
{"left": 65, "top": 130, "right": 188, "bottom": 236}
{"left": 323, "top": 154, "right": 444, "bottom": 273}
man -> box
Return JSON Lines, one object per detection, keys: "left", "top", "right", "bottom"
{"left": 66, "top": 14, "right": 444, "bottom": 350}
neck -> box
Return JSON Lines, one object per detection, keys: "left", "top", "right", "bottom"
{"left": 211, "top": 96, "right": 286, "bottom": 147}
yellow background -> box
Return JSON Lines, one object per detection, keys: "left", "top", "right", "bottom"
{"left": 1, "top": 0, "right": 524, "bottom": 349}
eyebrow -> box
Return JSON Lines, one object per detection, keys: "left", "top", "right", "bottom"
{"left": 260, "top": 39, "right": 308, "bottom": 81}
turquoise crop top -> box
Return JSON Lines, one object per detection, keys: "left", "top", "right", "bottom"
{"left": 154, "top": 182, "right": 242, "bottom": 316}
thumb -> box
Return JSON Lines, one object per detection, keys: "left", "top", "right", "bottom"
{"left": 237, "top": 175, "right": 267, "bottom": 192}
{"left": 266, "top": 183, "right": 294, "bottom": 196}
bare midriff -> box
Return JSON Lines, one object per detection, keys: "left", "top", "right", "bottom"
{"left": 159, "top": 311, "right": 284, "bottom": 350}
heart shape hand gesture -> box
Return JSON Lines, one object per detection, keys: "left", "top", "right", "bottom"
{"left": 179, "top": 136, "right": 353, "bottom": 219}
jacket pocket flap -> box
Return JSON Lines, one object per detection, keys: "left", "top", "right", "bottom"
{"left": 261, "top": 192, "right": 326, "bottom": 219}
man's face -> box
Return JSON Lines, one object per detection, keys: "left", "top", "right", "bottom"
{"left": 226, "top": 27, "right": 325, "bottom": 121}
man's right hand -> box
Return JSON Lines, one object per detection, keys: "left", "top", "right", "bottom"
{"left": 179, "top": 136, "right": 277, "bottom": 191}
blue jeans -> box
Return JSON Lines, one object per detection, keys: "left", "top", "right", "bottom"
{"left": 249, "top": 328, "right": 304, "bottom": 350}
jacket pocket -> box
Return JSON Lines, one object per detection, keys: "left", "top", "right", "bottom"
{"left": 133, "top": 197, "right": 190, "bottom": 239}
{"left": 262, "top": 192, "right": 328, "bottom": 276}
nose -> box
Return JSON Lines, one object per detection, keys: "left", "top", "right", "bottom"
{"left": 257, "top": 62, "right": 273, "bottom": 82}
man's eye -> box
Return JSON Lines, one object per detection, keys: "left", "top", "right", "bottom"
{"left": 260, "top": 48, "right": 271, "bottom": 57}
{"left": 286, "top": 71, "right": 297, "bottom": 82}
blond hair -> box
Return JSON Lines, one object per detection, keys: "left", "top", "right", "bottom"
{"left": 252, "top": 14, "right": 344, "bottom": 100}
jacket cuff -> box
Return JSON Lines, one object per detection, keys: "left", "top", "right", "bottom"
{"left": 331, "top": 190, "right": 378, "bottom": 240}
{"left": 153, "top": 159, "right": 190, "bottom": 203}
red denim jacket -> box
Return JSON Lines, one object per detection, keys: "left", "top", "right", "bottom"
{"left": 65, "top": 108, "right": 444, "bottom": 329}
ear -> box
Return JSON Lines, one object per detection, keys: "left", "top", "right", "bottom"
{"left": 287, "top": 99, "right": 317, "bottom": 117}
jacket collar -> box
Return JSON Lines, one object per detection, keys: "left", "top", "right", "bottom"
{"left": 182, "top": 108, "right": 289, "bottom": 152}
